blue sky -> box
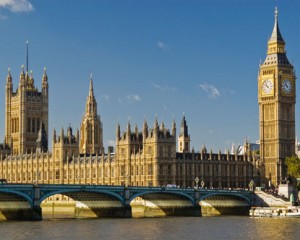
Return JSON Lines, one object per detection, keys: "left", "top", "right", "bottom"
{"left": 0, "top": 0, "right": 300, "bottom": 152}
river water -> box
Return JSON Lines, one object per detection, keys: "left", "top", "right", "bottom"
{"left": 0, "top": 216, "right": 299, "bottom": 240}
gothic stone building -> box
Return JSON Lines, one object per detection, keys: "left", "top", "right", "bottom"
{"left": 0, "top": 68, "right": 259, "bottom": 188}
{"left": 2, "top": 9, "right": 295, "bottom": 189}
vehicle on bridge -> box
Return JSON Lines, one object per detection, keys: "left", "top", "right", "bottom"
{"left": 166, "top": 184, "right": 177, "bottom": 188}
{"left": 0, "top": 179, "right": 7, "bottom": 184}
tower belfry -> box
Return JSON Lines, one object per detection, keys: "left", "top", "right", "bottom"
{"left": 258, "top": 7, "right": 296, "bottom": 186}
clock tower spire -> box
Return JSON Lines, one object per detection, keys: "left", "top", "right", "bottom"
{"left": 258, "top": 7, "right": 296, "bottom": 186}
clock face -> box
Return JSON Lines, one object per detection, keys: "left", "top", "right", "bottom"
{"left": 282, "top": 79, "right": 292, "bottom": 94}
{"left": 262, "top": 79, "right": 273, "bottom": 94}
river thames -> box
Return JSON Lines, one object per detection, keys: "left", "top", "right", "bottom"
{"left": 0, "top": 216, "right": 299, "bottom": 240}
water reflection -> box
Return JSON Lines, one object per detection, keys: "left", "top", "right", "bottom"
{"left": 0, "top": 216, "right": 299, "bottom": 240}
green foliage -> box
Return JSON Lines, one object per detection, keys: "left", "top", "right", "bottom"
{"left": 285, "top": 155, "right": 300, "bottom": 178}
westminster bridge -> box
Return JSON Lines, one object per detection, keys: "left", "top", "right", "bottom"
{"left": 0, "top": 184, "right": 253, "bottom": 220}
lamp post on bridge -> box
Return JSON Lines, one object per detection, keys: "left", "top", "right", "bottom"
{"left": 76, "top": 175, "right": 80, "bottom": 185}
{"left": 125, "top": 174, "right": 129, "bottom": 188}
{"left": 195, "top": 176, "right": 199, "bottom": 189}
{"left": 34, "top": 171, "right": 40, "bottom": 185}
{"left": 201, "top": 180, "right": 205, "bottom": 189}
{"left": 249, "top": 179, "right": 255, "bottom": 206}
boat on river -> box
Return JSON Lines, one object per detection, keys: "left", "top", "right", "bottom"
{"left": 250, "top": 207, "right": 300, "bottom": 218}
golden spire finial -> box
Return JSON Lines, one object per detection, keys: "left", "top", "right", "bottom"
{"left": 275, "top": 6, "right": 278, "bottom": 21}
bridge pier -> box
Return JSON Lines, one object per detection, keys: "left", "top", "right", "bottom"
{"left": 201, "top": 206, "right": 250, "bottom": 216}
{"left": 0, "top": 206, "right": 42, "bottom": 221}
{"left": 74, "top": 206, "right": 132, "bottom": 218}
{"left": 161, "top": 205, "right": 201, "bottom": 217}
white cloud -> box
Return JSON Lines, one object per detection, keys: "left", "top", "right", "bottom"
{"left": 151, "top": 82, "right": 176, "bottom": 92}
{"left": 157, "top": 41, "right": 167, "bottom": 50}
{"left": 0, "top": 0, "right": 34, "bottom": 13}
{"left": 117, "top": 98, "right": 125, "bottom": 105}
{"left": 117, "top": 94, "right": 142, "bottom": 105}
{"left": 101, "top": 94, "right": 109, "bottom": 102}
{"left": 107, "top": 140, "right": 116, "bottom": 146}
{"left": 127, "top": 94, "right": 141, "bottom": 102}
{"left": 199, "top": 83, "right": 220, "bottom": 99}
{"left": 0, "top": 13, "right": 7, "bottom": 19}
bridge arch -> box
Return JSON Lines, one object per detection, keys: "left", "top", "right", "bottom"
{"left": 128, "top": 190, "right": 199, "bottom": 217}
{"left": 129, "top": 190, "right": 195, "bottom": 205}
{"left": 40, "top": 189, "right": 124, "bottom": 205}
{"left": 0, "top": 189, "right": 33, "bottom": 207}
{"left": 199, "top": 192, "right": 251, "bottom": 205}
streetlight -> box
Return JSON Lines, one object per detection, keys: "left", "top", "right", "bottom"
{"left": 125, "top": 174, "right": 129, "bottom": 188}
{"left": 249, "top": 179, "right": 255, "bottom": 206}
{"left": 201, "top": 180, "right": 205, "bottom": 189}
{"left": 195, "top": 176, "right": 199, "bottom": 189}
{"left": 34, "top": 171, "right": 40, "bottom": 185}
{"left": 76, "top": 175, "right": 80, "bottom": 184}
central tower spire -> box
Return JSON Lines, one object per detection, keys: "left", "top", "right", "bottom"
{"left": 89, "top": 73, "right": 94, "bottom": 97}
{"left": 80, "top": 74, "right": 103, "bottom": 155}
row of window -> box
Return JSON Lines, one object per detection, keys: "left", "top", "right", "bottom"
{"left": 27, "top": 117, "right": 41, "bottom": 133}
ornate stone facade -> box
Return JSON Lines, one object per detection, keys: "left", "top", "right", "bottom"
{"left": 258, "top": 8, "right": 296, "bottom": 186}
{"left": 0, "top": 116, "right": 259, "bottom": 188}
{"left": 3, "top": 10, "right": 295, "bottom": 189}
{"left": 4, "top": 66, "right": 48, "bottom": 155}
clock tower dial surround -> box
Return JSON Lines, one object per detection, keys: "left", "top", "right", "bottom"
{"left": 258, "top": 7, "right": 296, "bottom": 186}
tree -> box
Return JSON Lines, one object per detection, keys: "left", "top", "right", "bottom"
{"left": 285, "top": 155, "right": 300, "bottom": 178}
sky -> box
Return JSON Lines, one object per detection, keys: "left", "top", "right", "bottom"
{"left": 0, "top": 0, "right": 300, "bottom": 153}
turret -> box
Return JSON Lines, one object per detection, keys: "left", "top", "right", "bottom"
{"left": 160, "top": 121, "right": 165, "bottom": 131}
{"left": 76, "top": 128, "right": 79, "bottom": 142}
{"left": 134, "top": 123, "right": 138, "bottom": 138}
{"left": 172, "top": 119, "right": 176, "bottom": 137}
{"left": 4, "top": 68, "right": 13, "bottom": 147}
{"left": 53, "top": 128, "right": 57, "bottom": 143}
{"left": 42, "top": 67, "right": 48, "bottom": 93}
{"left": 143, "top": 119, "right": 148, "bottom": 140}
{"left": 27, "top": 70, "right": 35, "bottom": 89}
{"left": 67, "top": 125, "right": 73, "bottom": 143}
{"left": 60, "top": 127, "right": 64, "bottom": 142}
{"left": 126, "top": 121, "right": 131, "bottom": 141}
{"left": 19, "top": 65, "right": 26, "bottom": 89}
{"left": 6, "top": 68, "right": 12, "bottom": 89}
{"left": 116, "top": 122, "right": 121, "bottom": 143}
{"left": 178, "top": 115, "right": 190, "bottom": 152}
{"left": 154, "top": 117, "right": 159, "bottom": 138}
{"left": 36, "top": 122, "right": 48, "bottom": 153}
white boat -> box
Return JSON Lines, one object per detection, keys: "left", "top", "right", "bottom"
{"left": 280, "top": 207, "right": 300, "bottom": 217}
{"left": 250, "top": 207, "right": 300, "bottom": 218}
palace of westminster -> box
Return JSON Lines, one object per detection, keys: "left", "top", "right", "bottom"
{"left": 0, "top": 9, "right": 297, "bottom": 189}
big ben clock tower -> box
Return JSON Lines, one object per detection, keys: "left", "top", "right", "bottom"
{"left": 258, "top": 8, "right": 296, "bottom": 186}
